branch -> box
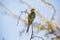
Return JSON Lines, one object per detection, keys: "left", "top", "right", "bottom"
{"left": 30, "top": 24, "right": 44, "bottom": 40}
{"left": 33, "top": 36, "right": 44, "bottom": 40}
{"left": 30, "top": 24, "right": 33, "bottom": 40}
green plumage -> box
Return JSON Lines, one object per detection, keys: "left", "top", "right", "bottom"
{"left": 26, "top": 12, "right": 36, "bottom": 32}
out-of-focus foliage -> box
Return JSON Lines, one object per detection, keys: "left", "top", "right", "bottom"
{"left": 37, "top": 25, "right": 44, "bottom": 31}
{"left": 45, "top": 21, "right": 57, "bottom": 33}
{"left": 52, "top": 36, "right": 60, "bottom": 40}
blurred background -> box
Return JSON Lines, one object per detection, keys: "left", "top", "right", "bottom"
{"left": 0, "top": 0, "right": 60, "bottom": 40}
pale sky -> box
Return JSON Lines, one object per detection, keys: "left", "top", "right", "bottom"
{"left": 0, "top": 0, "right": 60, "bottom": 40}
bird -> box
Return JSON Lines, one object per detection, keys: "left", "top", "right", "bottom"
{"left": 26, "top": 8, "right": 36, "bottom": 33}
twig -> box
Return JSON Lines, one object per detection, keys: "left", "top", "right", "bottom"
{"left": 30, "top": 24, "right": 33, "bottom": 40}
{"left": 30, "top": 24, "right": 44, "bottom": 40}
{"left": 51, "top": 12, "right": 56, "bottom": 21}
{"left": 33, "top": 36, "right": 44, "bottom": 40}
{"left": 17, "top": 12, "right": 23, "bottom": 26}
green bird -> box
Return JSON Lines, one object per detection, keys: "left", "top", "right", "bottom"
{"left": 26, "top": 8, "right": 36, "bottom": 33}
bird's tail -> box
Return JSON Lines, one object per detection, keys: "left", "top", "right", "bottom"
{"left": 26, "top": 25, "right": 30, "bottom": 33}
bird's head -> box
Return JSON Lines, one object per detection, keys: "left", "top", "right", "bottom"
{"left": 30, "top": 8, "right": 35, "bottom": 13}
